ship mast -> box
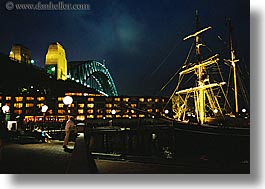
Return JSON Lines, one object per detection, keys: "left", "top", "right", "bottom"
{"left": 184, "top": 11, "right": 208, "bottom": 124}
{"left": 224, "top": 19, "right": 239, "bottom": 114}
{"left": 171, "top": 11, "right": 225, "bottom": 125}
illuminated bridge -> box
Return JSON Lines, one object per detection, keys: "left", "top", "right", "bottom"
{"left": 68, "top": 60, "right": 118, "bottom": 96}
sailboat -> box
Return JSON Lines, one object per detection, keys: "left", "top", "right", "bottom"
{"left": 166, "top": 13, "right": 249, "bottom": 130}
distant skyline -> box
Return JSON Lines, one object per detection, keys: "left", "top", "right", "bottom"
{"left": 0, "top": 0, "right": 250, "bottom": 96}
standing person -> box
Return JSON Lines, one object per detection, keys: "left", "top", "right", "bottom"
{"left": 63, "top": 116, "right": 75, "bottom": 149}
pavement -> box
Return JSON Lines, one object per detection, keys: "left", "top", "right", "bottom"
{"left": 0, "top": 136, "right": 249, "bottom": 174}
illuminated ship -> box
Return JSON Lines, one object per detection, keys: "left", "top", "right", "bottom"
{"left": 166, "top": 13, "right": 249, "bottom": 128}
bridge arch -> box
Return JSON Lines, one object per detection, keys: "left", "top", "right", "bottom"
{"left": 68, "top": 60, "right": 118, "bottom": 96}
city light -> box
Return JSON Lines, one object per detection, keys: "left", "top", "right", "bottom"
{"left": 2, "top": 105, "right": 10, "bottom": 114}
{"left": 41, "top": 105, "right": 48, "bottom": 113}
{"left": 63, "top": 96, "right": 73, "bottom": 106}
{"left": 111, "top": 109, "right": 116, "bottom": 115}
{"left": 213, "top": 109, "right": 218, "bottom": 114}
{"left": 242, "top": 108, "right": 247, "bottom": 113}
{"left": 30, "top": 59, "right": 35, "bottom": 64}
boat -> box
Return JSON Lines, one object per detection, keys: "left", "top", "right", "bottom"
{"left": 164, "top": 12, "right": 250, "bottom": 130}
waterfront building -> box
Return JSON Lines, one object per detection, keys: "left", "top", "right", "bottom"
{"left": 0, "top": 92, "right": 170, "bottom": 127}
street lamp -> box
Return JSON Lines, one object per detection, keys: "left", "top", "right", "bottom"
{"left": 2, "top": 105, "right": 10, "bottom": 114}
{"left": 41, "top": 105, "right": 48, "bottom": 114}
{"left": 63, "top": 96, "right": 73, "bottom": 119}
{"left": 63, "top": 96, "right": 73, "bottom": 106}
{"left": 2, "top": 105, "right": 10, "bottom": 123}
{"left": 41, "top": 104, "right": 48, "bottom": 127}
{"left": 111, "top": 109, "right": 116, "bottom": 126}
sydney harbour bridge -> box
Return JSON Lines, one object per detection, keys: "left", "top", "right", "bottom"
{"left": 45, "top": 42, "right": 118, "bottom": 97}
{"left": 67, "top": 60, "right": 118, "bottom": 96}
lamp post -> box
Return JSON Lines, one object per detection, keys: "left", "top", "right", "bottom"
{"left": 63, "top": 96, "right": 73, "bottom": 119}
{"left": 111, "top": 109, "right": 116, "bottom": 127}
{"left": 41, "top": 104, "right": 48, "bottom": 128}
{"left": 2, "top": 105, "right": 10, "bottom": 122}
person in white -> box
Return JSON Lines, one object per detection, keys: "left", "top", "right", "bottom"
{"left": 63, "top": 116, "right": 75, "bottom": 148}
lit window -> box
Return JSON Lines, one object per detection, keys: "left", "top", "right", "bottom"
{"left": 78, "top": 109, "right": 84, "bottom": 114}
{"left": 87, "top": 103, "right": 94, "bottom": 108}
{"left": 105, "top": 104, "right": 112, "bottom": 108}
{"left": 37, "top": 97, "right": 45, "bottom": 101}
{"left": 26, "top": 97, "right": 34, "bottom": 101}
{"left": 76, "top": 115, "right": 85, "bottom": 121}
{"left": 26, "top": 103, "right": 34, "bottom": 108}
{"left": 139, "top": 98, "right": 144, "bottom": 102}
{"left": 15, "top": 97, "right": 23, "bottom": 102}
{"left": 87, "top": 115, "right": 94, "bottom": 119}
{"left": 97, "top": 115, "right": 103, "bottom": 119}
{"left": 147, "top": 109, "right": 152, "bottom": 113}
{"left": 6, "top": 96, "right": 11, "bottom": 101}
{"left": 123, "top": 98, "right": 129, "bottom": 102}
{"left": 147, "top": 98, "right": 152, "bottom": 102}
{"left": 139, "top": 114, "right": 145, "bottom": 118}
{"left": 155, "top": 109, "right": 159, "bottom": 113}
{"left": 78, "top": 104, "right": 84, "bottom": 108}
{"left": 58, "top": 103, "right": 64, "bottom": 108}
{"left": 131, "top": 104, "right": 137, "bottom": 108}
{"left": 114, "top": 98, "right": 120, "bottom": 102}
{"left": 87, "top": 98, "right": 94, "bottom": 102}
{"left": 14, "top": 103, "right": 23, "bottom": 108}
{"left": 106, "top": 109, "right": 111, "bottom": 114}
{"left": 155, "top": 98, "right": 159, "bottom": 103}
{"left": 0, "top": 96, "right": 2, "bottom": 100}
{"left": 87, "top": 109, "right": 94, "bottom": 114}
{"left": 37, "top": 103, "right": 44, "bottom": 108}
{"left": 58, "top": 110, "right": 64, "bottom": 114}
{"left": 106, "top": 115, "right": 112, "bottom": 118}
{"left": 58, "top": 97, "right": 64, "bottom": 101}
{"left": 123, "top": 115, "right": 129, "bottom": 118}
{"left": 14, "top": 110, "right": 23, "bottom": 114}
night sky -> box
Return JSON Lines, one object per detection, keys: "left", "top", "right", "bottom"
{"left": 0, "top": 0, "right": 250, "bottom": 96}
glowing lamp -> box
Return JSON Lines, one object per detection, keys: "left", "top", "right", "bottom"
{"left": 41, "top": 105, "right": 48, "bottom": 113}
{"left": 111, "top": 109, "right": 116, "bottom": 115}
{"left": 63, "top": 96, "right": 73, "bottom": 106}
{"left": 2, "top": 105, "right": 10, "bottom": 114}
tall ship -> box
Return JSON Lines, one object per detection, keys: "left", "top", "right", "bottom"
{"left": 165, "top": 12, "right": 249, "bottom": 131}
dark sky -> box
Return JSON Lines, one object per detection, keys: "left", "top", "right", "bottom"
{"left": 0, "top": 0, "right": 250, "bottom": 96}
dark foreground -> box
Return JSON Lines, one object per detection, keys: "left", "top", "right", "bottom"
{"left": 0, "top": 136, "right": 249, "bottom": 174}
